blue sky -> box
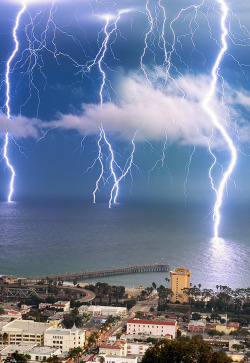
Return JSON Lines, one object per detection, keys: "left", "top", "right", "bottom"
{"left": 0, "top": 0, "right": 249, "bottom": 208}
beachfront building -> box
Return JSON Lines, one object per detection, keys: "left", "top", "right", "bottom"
{"left": 170, "top": 267, "right": 191, "bottom": 303}
{"left": 126, "top": 319, "right": 177, "bottom": 339}
{"left": 44, "top": 324, "right": 86, "bottom": 352}
{"left": 0, "top": 320, "right": 50, "bottom": 345}
{"left": 79, "top": 305, "right": 127, "bottom": 317}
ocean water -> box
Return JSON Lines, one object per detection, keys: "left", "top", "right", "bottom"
{"left": 0, "top": 200, "right": 249, "bottom": 290}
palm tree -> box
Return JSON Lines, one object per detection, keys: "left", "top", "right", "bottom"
{"left": 67, "top": 347, "right": 83, "bottom": 363}
{"left": 3, "top": 332, "right": 8, "bottom": 345}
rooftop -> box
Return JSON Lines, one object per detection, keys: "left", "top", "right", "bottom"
{"left": 45, "top": 326, "right": 84, "bottom": 335}
{"left": 170, "top": 267, "right": 190, "bottom": 274}
{"left": 188, "top": 320, "right": 206, "bottom": 326}
{"left": 128, "top": 319, "right": 176, "bottom": 326}
{"left": 0, "top": 343, "right": 36, "bottom": 356}
{"left": 2, "top": 320, "right": 50, "bottom": 334}
{"left": 28, "top": 346, "right": 61, "bottom": 354}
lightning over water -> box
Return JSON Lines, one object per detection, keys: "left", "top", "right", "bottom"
{"left": 0, "top": 0, "right": 249, "bottom": 241}
{"left": 202, "top": 0, "right": 237, "bottom": 239}
{"left": 4, "top": 2, "right": 26, "bottom": 202}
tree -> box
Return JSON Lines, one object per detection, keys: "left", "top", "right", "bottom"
{"left": 3, "top": 332, "right": 8, "bottom": 344}
{"left": 141, "top": 336, "right": 231, "bottom": 363}
{"left": 99, "top": 357, "right": 105, "bottom": 363}
{"left": 152, "top": 282, "right": 157, "bottom": 290}
{"left": 11, "top": 351, "right": 31, "bottom": 362}
{"left": 207, "top": 329, "right": 221, "bottom": 337}
{"left": 231, "top": 344, "right": 244, "bottom": 351}
{"left": 191, "top": 313, "right": 202, "bottom": 321}
{"left": 46, "top": 355, "right": 62, "bottom": 363}
{"left": 67, "top": 347, "right": 83, "bottom": 363}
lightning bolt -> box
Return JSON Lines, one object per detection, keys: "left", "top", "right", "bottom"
{"left": 202, "top": 0, "right": 237, "bottom": 239}
{"left": 91, "top": 10, "right": 135, "bottom": 206}
{"left": 109, "top": 132, "right": 137, "bottom": 208}
{"left": 91, "top": 15, "right": 118, "bottom": 204}
{"left": 4, "top": 2, "right": 26, "bottom": 202}
{"left": 140, "top": 0, "right": 154, "bottom": 84}
{"left": 184, "top": 146, "right": 196, "bottom": 206}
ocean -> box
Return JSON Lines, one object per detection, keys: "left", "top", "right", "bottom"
{"left": 0, "top": 200, "right": 249, "bottom": 290}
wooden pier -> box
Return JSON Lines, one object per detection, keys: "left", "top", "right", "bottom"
{"left": 25, "top": 264, "right": 169, "bottom": 283}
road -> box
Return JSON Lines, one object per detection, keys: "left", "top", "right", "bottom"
{"left": 18, "top": 284, "right": 96, "bottom": 302}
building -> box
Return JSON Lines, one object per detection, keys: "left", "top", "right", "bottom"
{"left": 39, "top": 301, "right": 70, "bottom": 312}
{"left": 126, "top": 319, "right": 177, "bottom": 338}
{"left": 170, "top": 267, "right": 191, "bottom": 303}
{"left": 27, "top": 346, "right": 62, "bottom": 361}
{"left": 188, "top": 320, "right": 206, "bottom": 333}
{"left": 210, "top": 322, "right": 239, "bottom": 334}
{"left": 99, "top": 341, "right": 127, "bottom": 356}
{"left": 0, "top": 344, "right": 61, "bottom": 362}
{"left": 126, "top": 342, "right": 151, "bottom": 357}
{"left": 0, "top": 343, "right": 36, "bottom": 359}
{"left": 2, "top": 309, "right": 22, "bottom": 319}
{"left": 0, "top": 320, "right": 50, "bottom": 345}
{"left": 52, "top": 301, "right": 70, "bottom": 312}
{"left": 78, "top": 305, "right": 127, "bottom": 317}
{"left": 44, "top": 324, "right": 86, "bottom": 352}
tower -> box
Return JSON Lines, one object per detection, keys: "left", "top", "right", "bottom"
{"left": 170, "top": 267, "right": 191, "bottom": 303}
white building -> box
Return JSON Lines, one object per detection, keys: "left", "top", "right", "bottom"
{"left": 0, "top": 343, "right": 36, "bottom": 359}
{"left": 28, "top": 346, "right": 62, "bottom": 361}
{"left": 0, "top": 320, "right": 50, "bottom": 345}
{"left": 127, "top": 319, "right": 177, "bottom": 338}
{"left": 44, "top": 324, "right": 85, "bottom": 352}
{"left": 126, "top": 342, "right": 151, "bottom": 357}
{"left": 78, "top": 305, "right": 127, "bottom": 317}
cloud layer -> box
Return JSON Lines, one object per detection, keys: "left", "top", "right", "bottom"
{"left": 44, "top": 74, "right": 250, "bottom": 148}
{"left": 1, "top": 73, "right": 250, "bottom": 149}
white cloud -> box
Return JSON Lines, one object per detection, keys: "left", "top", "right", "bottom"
{"left": 42, "top": 74, "right": 245, "bottom": 148}
{"left": 0, "top": 115, "right": 39, "bottom": 138}
{"left": 1, "top": 73, "right": 250, "bottom": 149}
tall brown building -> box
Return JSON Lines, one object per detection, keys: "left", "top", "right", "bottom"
{"left": 170, "top": 267, "right": 191, "bottom": 303}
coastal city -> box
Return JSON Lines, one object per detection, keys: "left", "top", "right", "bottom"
{"left": 0, "top": 267, "right": 249, "bottom": 363}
